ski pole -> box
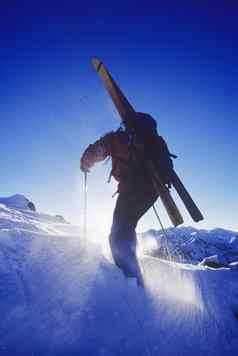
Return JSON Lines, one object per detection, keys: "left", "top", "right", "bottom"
{"left": 83, "top": 172, "right": 88, "bottom": 243}
{"left": 152, "top": 205, "right": 166, "bottom": 235}
{"left": 152, "top": 204, "right": 171, "bottom": 261}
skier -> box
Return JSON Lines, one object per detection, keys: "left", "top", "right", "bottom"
{"left": 80, "top": 112, "right": 174, "bottom": 286}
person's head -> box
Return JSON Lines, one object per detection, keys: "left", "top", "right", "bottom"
{"left": 122, "top": 118, "right": 134, "bottom": 131}
{"left": 122, "top": 112, "right": 158, "bottom": 133}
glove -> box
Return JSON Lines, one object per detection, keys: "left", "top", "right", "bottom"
{"left": 80, "top": 145, "right": 94, "bottom": 172}
{"left": 80, "top": 156, "right": 91, "bottom": 173}
{"left": 80, "top": 141, "right": 107, "bottom": 173}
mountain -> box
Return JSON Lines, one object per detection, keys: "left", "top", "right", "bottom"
{"left": 0, "top": 195, "right": 238, "bottom": 356}
{"left": 140, "top": 226, "right": 238, "bottom": 267}
{"left": 0, "top": 194, "right": 36, "bottom": 211}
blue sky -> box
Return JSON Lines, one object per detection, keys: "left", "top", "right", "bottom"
{"left": 0, "top": 1, "right": 237, "bottom": 232}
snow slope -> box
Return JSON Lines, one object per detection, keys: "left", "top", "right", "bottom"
{"left": 0, "top": 197, "right": 238, "bottom": 356}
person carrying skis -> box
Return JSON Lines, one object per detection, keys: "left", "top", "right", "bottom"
{"left": 80, "top": 112, "right": 174, "bottom": 286}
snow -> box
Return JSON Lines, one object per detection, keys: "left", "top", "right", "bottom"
{"left": 0, "top": 194, "right": 35, "bottom": 211}
{"left": 140, "top": 226, "right": 238, "bottom": 266}
{"left": 0, "top": 196, "right": 238, "bottom": 355}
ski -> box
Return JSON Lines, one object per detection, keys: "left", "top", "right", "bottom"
{"left": 170, "top": 170, "right": 204, "bottom": 222}
{"left": 92, "top": 59, "right": 135, "bottom": 123}
{"left": 92, "top": 59, "right": 188, "bottom": 226}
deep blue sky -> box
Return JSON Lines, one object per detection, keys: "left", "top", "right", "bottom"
{"left": 0, "top": 1, "right": 237, "bottom": 232}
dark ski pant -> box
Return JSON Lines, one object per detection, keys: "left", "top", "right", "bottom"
{"left": 109, "top": 189, "right": 158, "bottom": 286}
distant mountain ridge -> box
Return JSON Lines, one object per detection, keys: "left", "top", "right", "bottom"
{"left": 0, "top": 194, "right": 36, "bottom": 211}
{"left": 140, "top": 226, "right": 238, "bottom": 266}
{"left": 1, "top": 194, "right": 237, "bottom": 268}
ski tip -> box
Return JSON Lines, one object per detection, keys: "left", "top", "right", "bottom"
{"left": 92, "top": 58, "right": 102, "bottom": 72}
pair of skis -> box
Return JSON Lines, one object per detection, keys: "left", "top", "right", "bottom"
{"left": 92, "top": 58, "right": 203, "bottom": 227}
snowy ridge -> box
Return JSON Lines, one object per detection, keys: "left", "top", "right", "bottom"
{"left": 0, "top": 197, "right": 238, "bottom": 355}
{"left": 0, "top": 194, "right": 36, "bottom": 211}
{"left": 140, "top": 226, "right": 238, "bottom": 266}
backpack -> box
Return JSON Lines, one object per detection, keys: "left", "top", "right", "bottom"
{"left": 131, "top": 113, "right": 176, "bottom": 187}
{"left": 152, "top": 135, "right": 176, "bottom": 186}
